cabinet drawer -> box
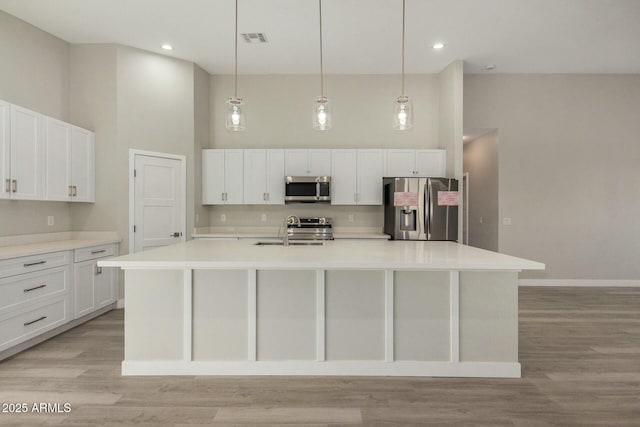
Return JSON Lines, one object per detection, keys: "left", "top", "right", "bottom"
{"left": 0, "top": 251, "right": 71, "bottom": 280}
{"left": 0, "top": 265, "right": 70, "bottom": 315}
{"left": 74, "top": 244, "right": 116, "bottom": 263}
{"left": 0, "top": 296, "right": 70, "bottom": 352}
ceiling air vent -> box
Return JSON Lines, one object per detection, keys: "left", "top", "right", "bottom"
{"left": 241, "top": 33, "right": 268, "bottom": 43}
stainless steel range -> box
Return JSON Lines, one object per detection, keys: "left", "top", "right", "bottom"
{"left": 286, "top": 217, "right": 334, "bottom": 241}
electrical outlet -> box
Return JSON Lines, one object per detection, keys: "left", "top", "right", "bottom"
{"left": 503, "top": 217, "right": 512, "bottom": 226}
{"left": 348, "top": 214, "right": 354, "bottom": 222}
{"left": 47, "top": 216, "right": 54, "bottom": 226}
{"left": 220, "top": 214, "right": 226, "bottom": 222}
{"left": 261, "top": 213, "right": 267, "bottom": 222}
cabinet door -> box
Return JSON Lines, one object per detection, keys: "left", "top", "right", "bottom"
{"left": 0, "top": 101, "right": 9, "bottom": 200}
{"left": 0, "top": 101, "right": 11, "bottom": 199}
{"left": 331, "top": 149, "right": 357, "bottom": 205}
{"left": 45, "top": 118, "right": 71, "bottom": 201}
{"left": 266, "top": 149, "right": 285, "bottom": 204}
{"left": 9, "top": 105, "right": 44, "bottom": 200}
{"left": 284, "top": 149, "right": 308, "bottom": 176}
{"left": 74, "top": 259, "right": 96, "bottom": 318}
{"left": 385, "top": 149, "right": 415, "bottom": 177}
{"left": 308, "top": 149, "right": 331, "bottom": 176}
{"left": 356, "top": 149, "right": 384, "bottom": 205}
{"left": 243, "top": 149, "right": 267, "bottom": 204}
{"left": 416, "top": 149, "right": 445, "bottom": 177}
{"left": 202, "top": 149, "right": 225, "bottom": 205}
{"left": 94, "top": 263, "right": 115, "bottom": 308}
{"left": 70, "top": 127, "right": 95, "bottom": 202}
{"left": 224, "top": 149, "right": 244, "bottom": 204}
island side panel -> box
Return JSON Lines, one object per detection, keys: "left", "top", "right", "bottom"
{"left": 256, "top": 270, "right": 316, "bottom": 360}
{"left": 124, "top": 270, "right": 184, "bottom": 361}
{"left": 325, "top": 270, "right": 385, "bottom": 361}
{"left": 192, "top": 270, "right": 248, "bottom": 360}
{"left": 394, "top": 271, "right": 450, "bottom": 361}
{"left": 459, "top": 271, "right": 518, "bottom": 362}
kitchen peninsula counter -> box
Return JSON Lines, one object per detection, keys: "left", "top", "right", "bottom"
{"left": 100, "top": 239, "right": 544, "bottom": 378}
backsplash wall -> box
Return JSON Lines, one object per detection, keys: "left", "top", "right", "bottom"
{"left": 207, "top": 205, "right": 383, "bottom": 230}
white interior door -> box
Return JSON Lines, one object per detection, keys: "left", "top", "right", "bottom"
{"left": 134, "top": 154, "right": 184, "bottom": 253}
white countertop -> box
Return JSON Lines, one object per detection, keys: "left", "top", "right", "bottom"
{"left": 99, "top": 239, "right": 544, "bottom": 271}
{"left": 192, "top": 226, "right": 390, "bottom": 240}
{"left": 0, "top": 232, "right": 121, "bottom": 260}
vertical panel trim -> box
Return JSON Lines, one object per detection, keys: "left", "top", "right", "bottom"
{"left": 316, "top": 270, "right": 326, "bottom": 361}
{"left": 384, "top": 270, "right": 394, "bottom": 362}
{"left": 248, "top": 269, "right": 257, "bottom": 361}
{"left": 450, "top": 270, "right": 460, "bottom": 363}
{"left": 183, "top": 269, "right": 192, "bottom": 361}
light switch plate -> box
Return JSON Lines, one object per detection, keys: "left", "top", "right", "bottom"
{"left": 503, "top": 217, "right": 512, "bottom": 226}
{"left": 261, "top": 214, "right": 267, "bottom": 222}
{"left": 220, "top": 214, "right": 226, "bottom": 222}
{"left": 348, "top": 214, "right": 354, "bottom": 222}
{"left": 47, "top": 216, "right": 54, "bottom": 226}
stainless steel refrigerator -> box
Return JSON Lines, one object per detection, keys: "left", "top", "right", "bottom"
{"left": 383, "top": 177, "right": 459, "bottom": 241}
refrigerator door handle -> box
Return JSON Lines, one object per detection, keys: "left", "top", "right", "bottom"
{"left": 418, "top": 179, "right": 425, "bottom": 238}
{"left": 426, "top": 178, "right": 432, "bottom": 239}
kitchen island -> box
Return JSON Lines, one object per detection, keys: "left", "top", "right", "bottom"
{"left": 99, "top": 239, "right": 544, "bottom": 378}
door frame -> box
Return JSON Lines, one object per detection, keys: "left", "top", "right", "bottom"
{"left": 128, "top": 149, "right": 187, "bottom": 253}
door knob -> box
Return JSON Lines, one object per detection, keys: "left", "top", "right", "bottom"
{"left": 170, "top": 232, "right": 182, "bottom": 237}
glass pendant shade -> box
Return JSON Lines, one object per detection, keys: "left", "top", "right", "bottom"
{"left": 312, "top": 96, "right": 332, "bottom": 130}
{"left": 225, "top": 96, "right": 246, "bottom": 131}
{"left": 393, "top": 95, "right": 413, "bottom": 130}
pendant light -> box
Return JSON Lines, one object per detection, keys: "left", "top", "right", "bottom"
{"left": 226, "top": 0, "right": 246, "bottom": 131}
{"left": 312, "top": 0, "right": 331, "bottom": 130}
{"left": 393, "top": 0, "right": 412, "bottom": 131}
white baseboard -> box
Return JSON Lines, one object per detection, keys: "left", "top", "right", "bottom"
{"left": 116, "top": 299, "right": 125, "bottom": 309}
{"left": 519, "top": 279, "right": 640, "bottom": 287}
{"left": 121, "top": 360, "right": 521, "bottom": 378}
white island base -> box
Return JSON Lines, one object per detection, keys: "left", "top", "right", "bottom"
{"left": 122, "top": 269, "right": 519, "bottom": 378}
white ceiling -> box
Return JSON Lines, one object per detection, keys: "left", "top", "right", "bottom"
{"left": 1, "top": 0, "right": 639, "bottom": 75}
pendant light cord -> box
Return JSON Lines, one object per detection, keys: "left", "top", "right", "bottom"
{"left": 319, "top": 0, "right": 324, "bottom": 98}
{"left": 401, "top": 0, "right": 405, "bottom": 97}
{"left": 234, "top": 0, "right": 238, "bottom": 98}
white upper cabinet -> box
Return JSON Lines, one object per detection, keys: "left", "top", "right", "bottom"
{"left": 331, "top": 149, "right": 383, "bottom": 205}
{"left": 243, "top": 149, "right": 285, "bottom": 205}
{"left": 70, "top": 126, "right": 95, "bottom": 202}
{"left": 0, "top": 101, "right": 9, "bottom": 200}
{"left": 331, "top": 150, "right": 357, "bottom": 205}
{"left": 45, "top": 120, "right": 95, "bottom": 203}
{"left": 45, "top": 118, "right": 71, "bottom": 201}
{"left": 285, "top": 149, "right": 331, "bottom": 176}
{"left": 9, "top": 105, "right": 44, "bottom": 200}
{"left": 202, "top": 149, "right": 244, "bottom": 205}
{"left": 385, "top": 149, "right": 445, "bottom": 177}
{"left": 356, "top": 149, "right": 384, "bottom": 205}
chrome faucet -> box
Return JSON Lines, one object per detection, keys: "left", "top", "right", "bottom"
{"left": 283, "top": 215, "right": 301, "bottom": 246}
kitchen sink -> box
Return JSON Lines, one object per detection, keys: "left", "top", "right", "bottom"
{"left": 254, "top": 241, "right": 324, "bottom": 246}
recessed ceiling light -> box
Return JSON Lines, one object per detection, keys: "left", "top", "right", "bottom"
{"left": 161, "top": 44, "right": 174, "bottom": 51}
{"left": 485, "top": 64, "right": 497, "bottom": 71}
{"left": 432, "top": 42, "right": 445, "bottom": 50}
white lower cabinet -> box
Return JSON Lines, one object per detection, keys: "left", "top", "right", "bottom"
{"left": 74, "top": 245, "right": 118, "bottom": 318}
{"left": 0, "top": 243, "right": 118, "bottom": 355}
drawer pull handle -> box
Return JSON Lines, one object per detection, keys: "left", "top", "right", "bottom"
{"left": 90, "top": 249, "right": 106, "bottom": 254}
{"left": 95, "top": 266, "right": 102, "bottom": 275}
{"left": 23, "top": 284, "right": 47, "bottom": 293}
{"left": 24, "top": 316, "right": 47, "bottom": 326}
{"left": 24, "top": 260, "right": 46, "bottom": 267}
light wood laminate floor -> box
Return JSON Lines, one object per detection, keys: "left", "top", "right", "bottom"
{"left": 0, "top": 287, "right": 639, "bottom": 426}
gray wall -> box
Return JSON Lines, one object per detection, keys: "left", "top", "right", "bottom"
{"left": 463, "top": 130, "right": 499, "bottom": 252}
{"left": 193, "top": 65, "right": 210, "bottom": 229}
{"left": 0, "top": 11, "right": 72, "bottom": 236}
{"left": 464, "top": 74, "right": 640, "bottom": 280}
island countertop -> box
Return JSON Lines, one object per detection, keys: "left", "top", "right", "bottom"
{"left": 99, "top": 239, "right": 544, "bottom": 271}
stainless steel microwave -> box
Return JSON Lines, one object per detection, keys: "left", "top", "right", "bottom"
{"left": 285, "top": 176, "right": 331, "bottom": 203}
